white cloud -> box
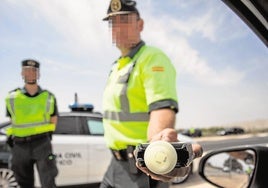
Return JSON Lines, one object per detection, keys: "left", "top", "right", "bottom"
{"left": 141, "top": 10, "right": 245, "bottom": 86}
{"left": 168, "top": 11, "right": 217, "bottom": 42}
{"left": 18, "top": 0, "right": 111, "bottom": 56}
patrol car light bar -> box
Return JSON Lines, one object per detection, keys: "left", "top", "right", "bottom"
{"left": 69, "top": 103, "right": 94, "bottom": 112}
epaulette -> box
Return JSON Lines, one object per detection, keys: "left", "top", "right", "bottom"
{"left": 8, "top": 88, "right": 21, "bottom": 93}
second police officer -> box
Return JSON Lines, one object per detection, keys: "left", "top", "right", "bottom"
{"left": 5, "top": 59, "right": 58, "bottom": 188}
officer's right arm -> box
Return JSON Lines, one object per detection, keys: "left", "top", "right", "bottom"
{"left": 147, "top": 108, "right": 176, "bottom": 142}
{"left": 5, "top": 105, "right": 14, "bottom": 147}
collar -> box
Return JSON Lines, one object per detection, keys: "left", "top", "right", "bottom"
{"left": 117, "top": 40, "right": 145, "bottom": 70}
{"left": 21, "top": 86, "right": 43, "bottom": 97}
{"left": 126, "top": 40, "right": 145, "bottom": 59}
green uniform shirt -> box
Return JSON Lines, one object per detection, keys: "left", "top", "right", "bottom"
{"left": 103, "top": 41, "right": 178, "bottom": 150}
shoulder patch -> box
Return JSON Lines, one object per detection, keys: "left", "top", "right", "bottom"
{"left": 152, "top": 66, "right": 164, "bottom": 72}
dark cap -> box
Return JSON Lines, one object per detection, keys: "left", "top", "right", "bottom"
{"left": 103, "top": 0, "right": 139, "bottom": 21}
{"left": 22, "top": 59, "right": 40, "bottom": 68}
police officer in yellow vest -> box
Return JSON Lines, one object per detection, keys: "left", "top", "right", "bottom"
{"left": 101, "top": 1, "right": 203, "bottom": 188}
{"left": 5, "top": 59, "right": 58, "bottom": 188}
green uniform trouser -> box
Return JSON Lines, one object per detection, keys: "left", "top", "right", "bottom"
{"left": 100, "top": 157, "right": 169, "bottom": 188}
{"left": 11, "top": 136, "right": 58, "bottom": 188}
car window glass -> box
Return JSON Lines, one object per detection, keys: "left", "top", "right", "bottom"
{"left": 55, "top": 116, "right": 81, "bottom": 135}
{"left": 203, "top": 149, "right": 255, "bottom": 188}
{"left": 87, "top": 119, "right": 104, "bottom": 135}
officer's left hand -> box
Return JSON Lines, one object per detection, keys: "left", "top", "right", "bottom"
{"left": 135, "top": 128, "right": 203, "bottom": 182}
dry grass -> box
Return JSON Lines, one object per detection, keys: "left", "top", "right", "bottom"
{"left": 179, "top": 119, "right": 268, "bottom": 137}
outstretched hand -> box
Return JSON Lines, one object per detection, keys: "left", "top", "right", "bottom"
{"left": 135, "top": 128, "right": 203, "bottom": 182}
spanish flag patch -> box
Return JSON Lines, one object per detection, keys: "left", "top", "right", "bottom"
{"left": 152, "top": 66, "right": 164, "bottom": 72}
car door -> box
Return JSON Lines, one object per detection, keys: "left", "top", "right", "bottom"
{"left": 52, "top": 115, "right": 89, "bottom": 186}
{"left": 84, "top": 117, "right": 112, "bottom": 183}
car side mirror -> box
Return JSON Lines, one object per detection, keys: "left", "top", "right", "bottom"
{"left": 198, "top": 146, "right": 268, "bottom": 188}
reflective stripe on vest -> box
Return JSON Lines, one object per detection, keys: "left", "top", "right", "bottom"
{"left": 103, "top": 44, "right": 149, "bottom": 122}
{"left": 103, "top": 111, "right": 149, "bottom": 122}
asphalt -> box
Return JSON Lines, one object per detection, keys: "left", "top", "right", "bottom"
{"left": 192, "top": 132, "right": 268, "bottom": 142}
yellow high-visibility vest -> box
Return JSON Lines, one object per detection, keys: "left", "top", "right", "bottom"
{"left": 5, "top": 89, "right": 56, "bottom": 137}
{"left": 103, "top": 43, "right": 178, "bottom": 150}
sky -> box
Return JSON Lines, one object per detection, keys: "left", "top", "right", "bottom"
{"left": 0, "top": 0, "right": 267, "bottom": 129}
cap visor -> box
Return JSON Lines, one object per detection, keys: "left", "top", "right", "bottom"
{"left": 102, "top": 11, "right": 135, "bottom": 21}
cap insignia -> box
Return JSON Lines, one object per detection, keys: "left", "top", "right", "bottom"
{"left": 27, "top": 61, "right": 36, "bottom": 66}
{"left": 111, "top": 0, "right": 122, "bottom": 12}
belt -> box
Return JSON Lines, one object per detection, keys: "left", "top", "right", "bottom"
{"left": 111, "top": 146, "right": 136, "bottom": 161}
{"left": 111, "top": 146, "right": 140, "bottom": 174}
{"left": 13, "top": 132, "right": 51, "bottom": 143}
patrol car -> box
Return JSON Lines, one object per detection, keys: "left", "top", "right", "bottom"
{"left": 0, "top": 102, "right": 110, "bottom": 187}
{"left": 0, "top": 103, "right": 194, "bottom": 187}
